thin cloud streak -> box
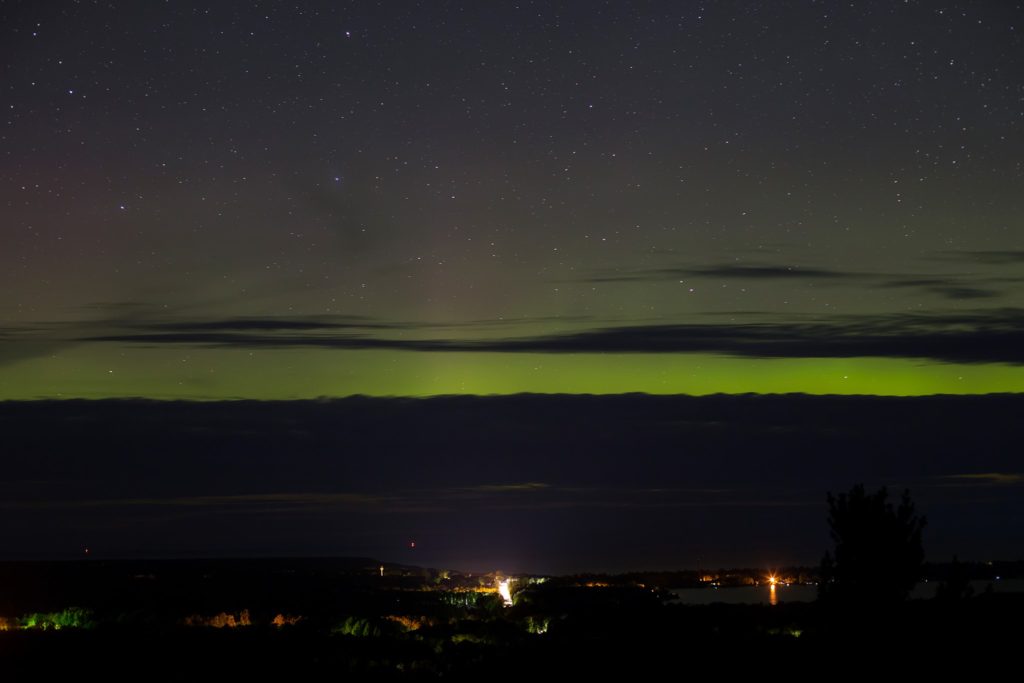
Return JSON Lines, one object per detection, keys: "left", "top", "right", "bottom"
{"left": 0, "top": 483, "right": 819, "bottom": 515}
{"left": 580, "top": 262, "right": 867, "bottom": 283}
{"left": 936, "top": 250, "right": 1024, "bottom": 265}
{"left": 79, "top": 308, "right": 1024, "bottom": 365}
{"left": 938, "top": 473, "right": 1024, "bottom": 486}
{"left": 581, "top": 261, "right": 1013, "bottom": 300}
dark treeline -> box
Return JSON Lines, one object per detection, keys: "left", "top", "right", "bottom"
{"left": 0, "top": 557, "right": 1021, "bottom": 677}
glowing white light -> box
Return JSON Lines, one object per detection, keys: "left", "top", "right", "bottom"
{"left": 497, "top": 578, "right": 513, "bottom": 607}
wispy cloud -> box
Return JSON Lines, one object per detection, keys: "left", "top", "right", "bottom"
{"left": 138, "top": 316, "right": 395, "bottom": 332}
{"left": 581, "top": 260, "right": 1013, "bottom": 300}
{"left": 77, "top": 308, "right": 1024, "bottom": 365}
{"left": 0, "top": 482, "right": 800, "bottom": 515}
{"left": 936, "top": 250, "right": 1024, "bottom": 265}
{"left": 939, "top": 472, "right": 1024, "bottom": 486}
{"left": 877, "top": 279, "right": 1001, "bottom": 300}
{"left": 0, "top": 491, "right": 396, "bottom": 510}
{"left": 581, "top": 262, "right": 866, "bottom": 283}
{"left": 460, "top": 482, "right": 551, "bottom": 492}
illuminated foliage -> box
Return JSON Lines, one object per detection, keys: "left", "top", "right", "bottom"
{"left": 17, "top": 607, "right": 95, "bottom": 630}
{"left": 332, "top": 616, "right": 404, "bottom": 638}
{"left": 183, "top": 609, "right": 252, "bottom": 628}
{"left": 439, "top": 591, "right": 482, "bottom": 608}
{"left": 524, "top": 616, "right": 550, "bottom": 634}
{"left": 386, "top": 615, "right": 425, "bottom": 631}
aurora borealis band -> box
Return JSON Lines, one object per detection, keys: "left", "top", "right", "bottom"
{"left": 4, "top": 349, "right": 1024, "bottom": 400}
{"left": 3, "top": 1, "right": 1024, "bottom": 399}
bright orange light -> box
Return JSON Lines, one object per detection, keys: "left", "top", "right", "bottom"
{"left": 768, "top": 575, "right": 778, "bottom": 586}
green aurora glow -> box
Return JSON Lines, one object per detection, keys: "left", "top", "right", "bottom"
{"left": 4, "top": 346, "right": 1022, "bottom": 399}
{"left": 4, "top": 4, "right": 1024, "bottom": 402}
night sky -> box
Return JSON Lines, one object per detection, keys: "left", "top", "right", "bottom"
{"left": 2, "top": 3, "right": 1024, "bottom": 571}
{"left": 3, "top": 0, "right": 1023, "bottom": 398}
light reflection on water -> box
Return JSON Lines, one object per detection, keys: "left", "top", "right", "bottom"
{"left": 671, "top": 583, "right": 816, "bottom": 605}
{"left": 670, "top": 579, "right": 1024, "bottom": 605}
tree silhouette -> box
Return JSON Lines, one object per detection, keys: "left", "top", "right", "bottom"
{"left": 819, "top": 484, "right": 926, "bottom": 606}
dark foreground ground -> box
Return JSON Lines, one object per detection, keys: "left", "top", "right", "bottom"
{"left": 1, "top": 558, "right": 1021, "bottom": 678}
{"left": 2, "top": 395, "right": 1022, "bottom": 675}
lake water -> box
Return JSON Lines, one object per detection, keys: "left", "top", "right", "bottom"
{"left": 670, "top": 579, "right": 1024, "bottom": 605}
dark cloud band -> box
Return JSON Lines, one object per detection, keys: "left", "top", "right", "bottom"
{"left": 80, "top": 308, "right": 1024, "bottom": 365}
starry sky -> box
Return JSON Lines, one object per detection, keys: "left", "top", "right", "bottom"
{"left": 3, "top": 1, "right": 1024, "bottom": 399}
